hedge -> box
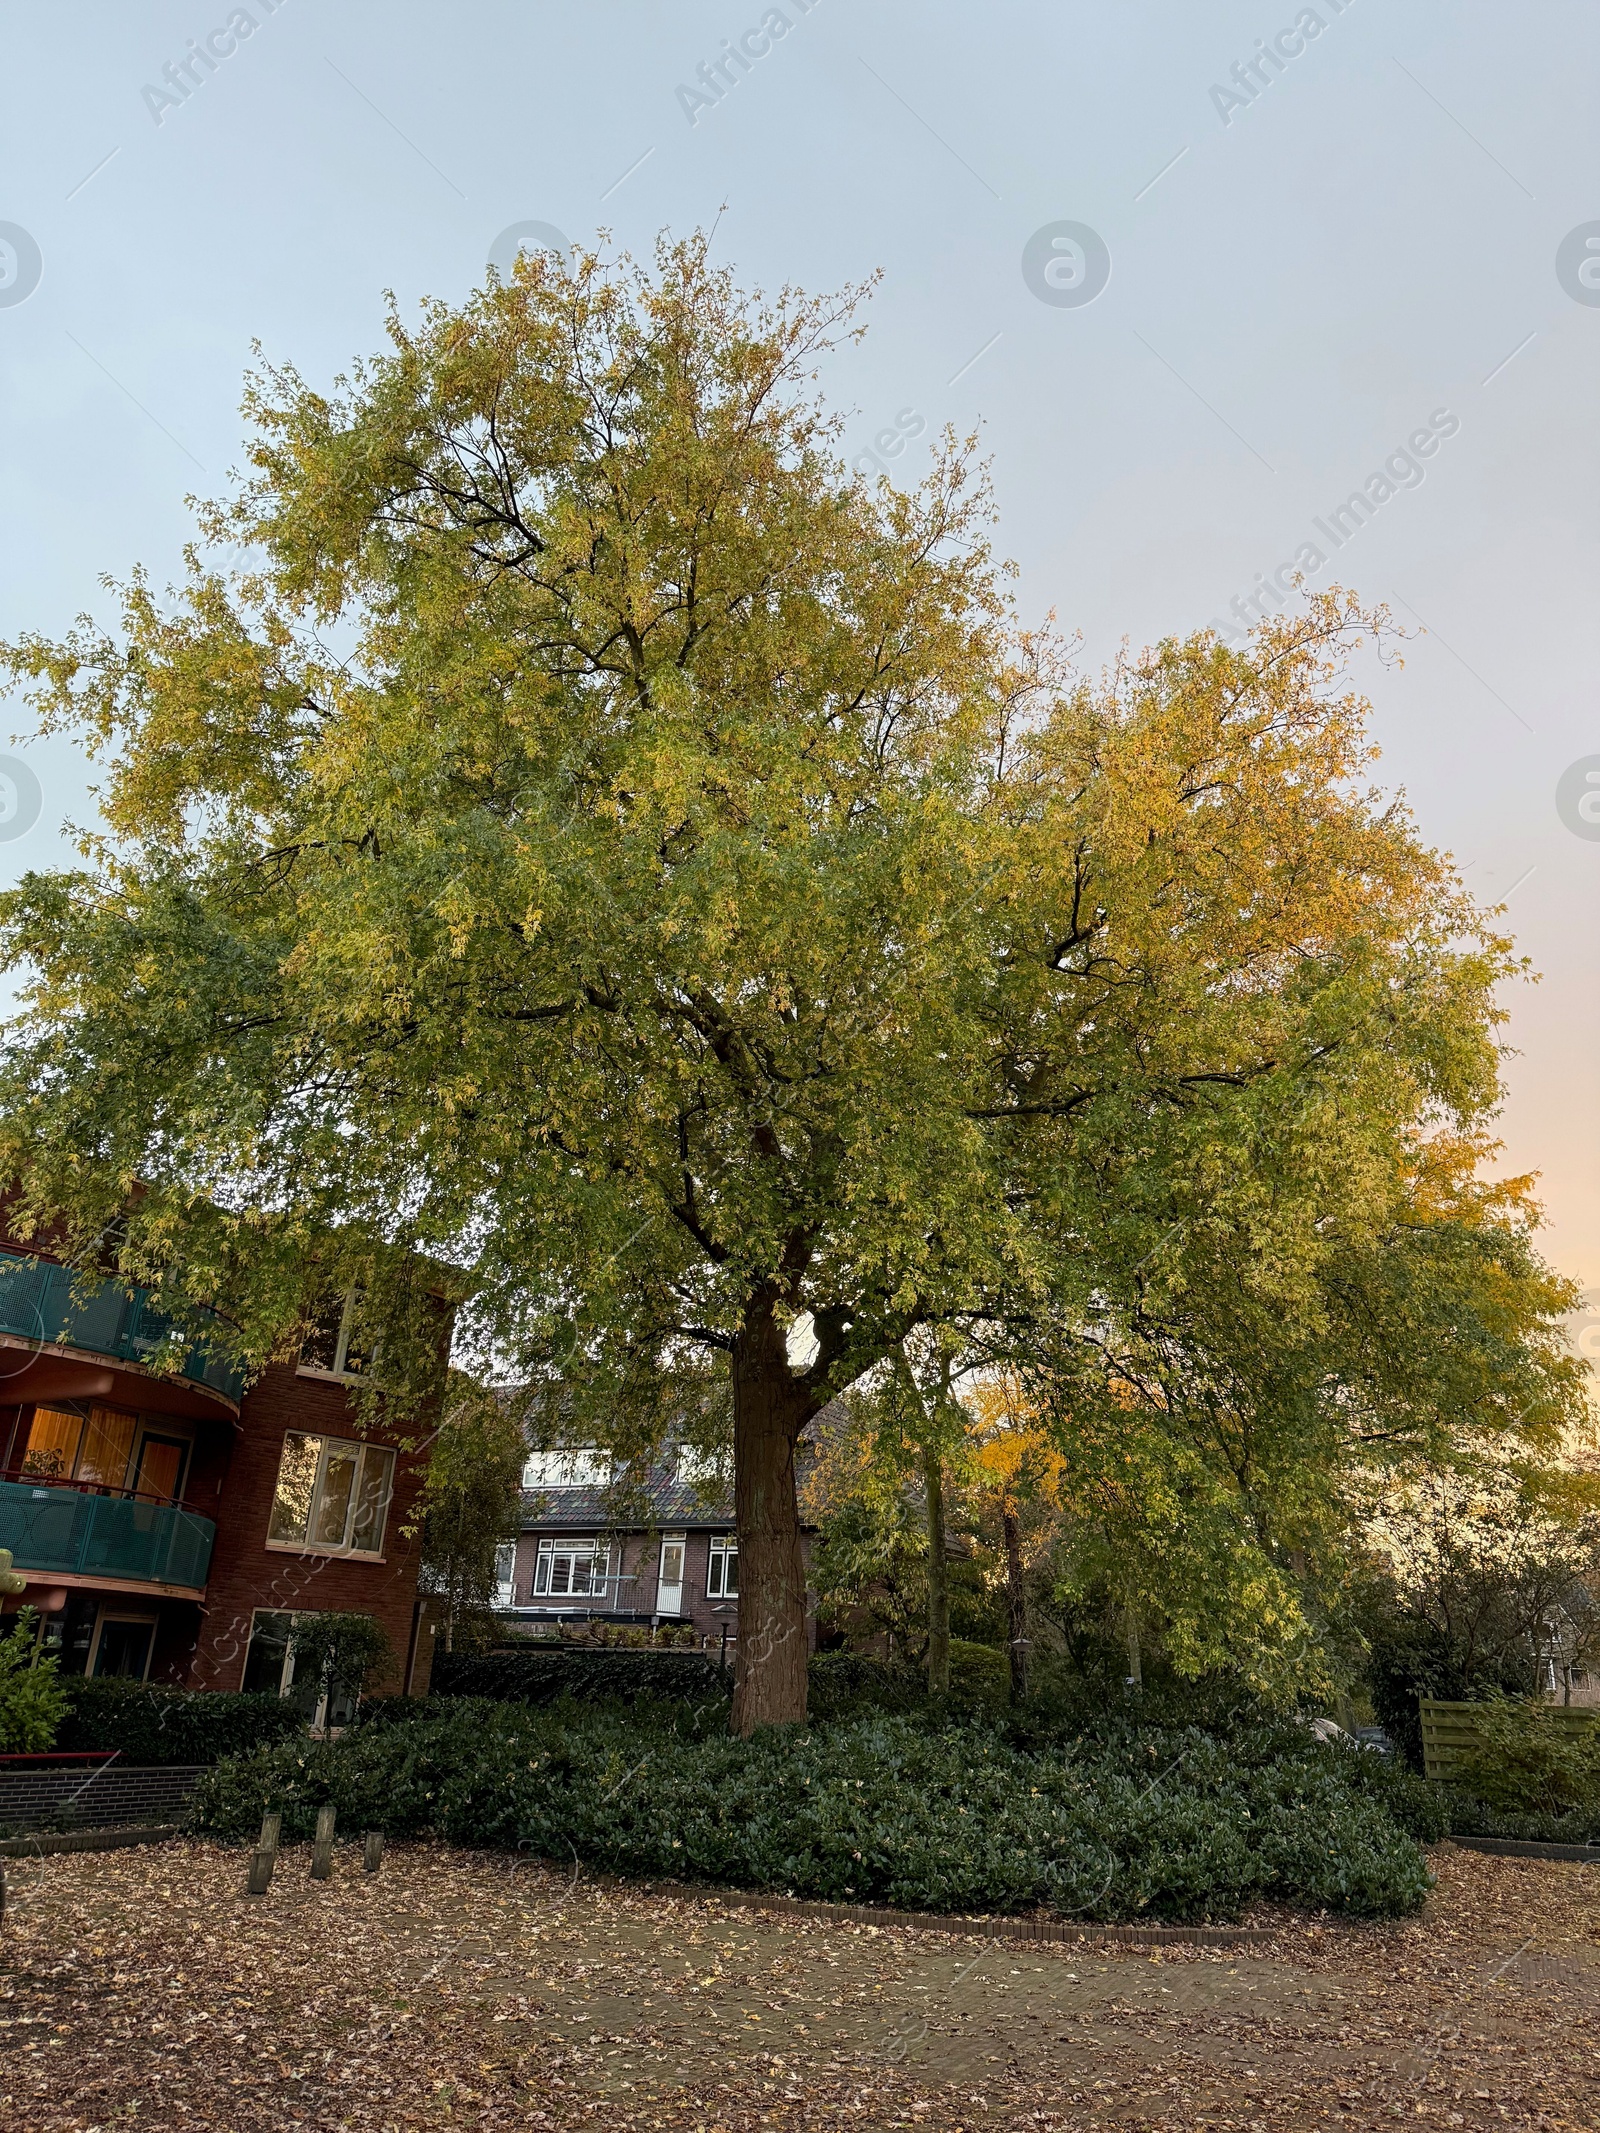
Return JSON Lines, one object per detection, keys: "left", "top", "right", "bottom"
{"left": 54, "top": 1679, "right": 305, "bottom": 1765}
{"left": 431, "top": 1646, "right": 727, "bottom": 1705}
{"left": 190, "top": 1699, "right": 1438, "bottom": 1921}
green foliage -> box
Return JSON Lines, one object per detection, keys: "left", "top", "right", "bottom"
{"left": 191, "top": 1699, "right": 1434, "bottom": 1921}
{"left": 1350, "top": 1485, "right": 1600, "bottom": 1769}
{"left": 54, "top": 1678, "right": 304, "bottom": 1764}
{"left": 287, "top": 1611, "right": 393, "bottom": 1709}
{"left": 0, "top": 1611, "right": 67, "bottom": 1752}
{"left": 1451, "top": 1697, "right": 1600, "bottom": 1818}
{"left": 0, "top": 231, "right": 1580, "bottom": 1730}
{"left": 431, "top": 1645, "right": 726, "bottom": 1706}
{"left": 419, "top": 1373, "right": 528, "bottom": 1651}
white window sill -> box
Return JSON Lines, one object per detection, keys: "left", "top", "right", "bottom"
{"left": 295, "top": 1365, "right": 368, "bottom": 1386}
{"left": 264, "top": 1539, "right": 387, "bottom": 1565}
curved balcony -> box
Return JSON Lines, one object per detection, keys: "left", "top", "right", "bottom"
{"left": 0, "top": 1477, "right": 215, "bottom": 1597}
{"left": 0, "top": 1251, "right": 245, "bottom": 1408}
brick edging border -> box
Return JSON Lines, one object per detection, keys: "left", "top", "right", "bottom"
{"left": 1450, "top": 1835, "right": 1600, "bottom": 1864}
{"left": 660, "top": 1885, "right": 1277, "bottom": 1948}
{"left": 0, "top": 1824, "right": 181, "bottom": 1859}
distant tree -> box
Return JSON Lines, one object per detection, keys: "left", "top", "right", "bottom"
{"left": 1351, "top": 1476, "right": 1600, "bottom": 1765}
{"left": 418, "top": 1373, "right": 527, "bottom": 1653}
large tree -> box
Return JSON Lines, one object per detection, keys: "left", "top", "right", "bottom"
{"left": 0, "top": 236, "right": 1554, "bottom": 1728}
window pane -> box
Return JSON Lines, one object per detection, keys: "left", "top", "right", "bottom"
{"left": 19, "top": 1407, "right": 83, "bottom": 1482}
{"left": 310, "top": 1443, "right": 358, "bottom": 1548}
{"left": 549, "top": 1556, "right": 572, "bottom": 1595}
{"left": 299, "top": 1297, "right": 344, "bottom": 1373}
{"left": 522, "top": 1449, "right": 610, "bottom": 1489}
{"left": 532, "top": 1550, "right": 552, "bottom": 1594}
{"left": 77, "top": 1408, "right": 136, "bottom": 1491}
{"left": 241, "top": 1611, "right": 294, "bottom": 1695}
{"left": 338, "top": 1299, "right": 373, "bottom": 1378}
{"left": 723, "top": 1547, "right": 738, "bottom": 1596}
{"left": 268, "top": 1434, "right": 322, "bottom": 1543}
{"left": 348, "top": 1445, "right": 393, "bottom": 1554}
{"left": 93, "top": 1618, "right": 155, "bottom": 1680}
{"left": 660, "top": 1541, "right": 684, "bottom": 1584}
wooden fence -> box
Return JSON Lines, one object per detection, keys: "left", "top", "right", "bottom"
{"left": 1418, "top": 1697, "right": 1599, "bottom": 1783}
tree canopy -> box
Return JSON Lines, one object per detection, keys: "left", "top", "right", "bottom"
{"left": 0, "top": 233, "right": 1580, "bottom": 1727}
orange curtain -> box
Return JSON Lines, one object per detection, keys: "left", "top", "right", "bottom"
{"left": 19, "top": 1407, "right": 83, "bottom": 1480}
{"left": 78, "top": 1408, "right": 137, "bottom": 1490}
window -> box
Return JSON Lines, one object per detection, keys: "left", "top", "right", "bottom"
{"left": 11, "top": 1406, "right": 187, "bottom": 1502}
{"left": 89, "top": 1613, "right": 157, "bottom": 1681}
{"left": 674, "top": 1445, "right": 728, "bottom": 1493}
{"left": 492, "top": 1541, "right": 517, "bottom": 1609}
{"left": 297, "top": 1291, "right": 373, "bottom": 1381}
{"left": 521, "top": 1447, "right": 610, "bottom": 1489}
{"left": 530, "top": 1536, "right": 611, "bottom": 1600}
{"left": 267, "top": 1432, "right": 394, "bottom": 1556}
{"left": 241, "top": 1609, "right": 359, "bottom": 1727}
{"left": 706, "top": 1534, "right": 738, "bottom": 1599}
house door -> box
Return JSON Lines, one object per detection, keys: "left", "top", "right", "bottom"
{"left": 655, "top": 1534, "right": 686, "bottom": 1616}
{"left": 132, "top": 1432, "right": 189, "bottom": 1505}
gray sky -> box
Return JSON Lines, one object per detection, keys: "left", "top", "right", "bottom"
{"left": 2, "top": 1, "right": 1596, "bottom": 1283}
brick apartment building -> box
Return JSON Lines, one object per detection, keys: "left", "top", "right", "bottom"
{"left": 0, "top": 1225, "right": 445, "bottom": 1712}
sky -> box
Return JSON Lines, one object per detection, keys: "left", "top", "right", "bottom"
{"left": 0, "top": 1, "right": 1596, "bottom": 1302}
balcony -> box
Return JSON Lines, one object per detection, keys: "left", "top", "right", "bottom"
{"left": 0, "top": 1251, "right": 245, "bottom": 1406}
{"left": 0, "top": 1478, "right": 215, "bottom": 1595}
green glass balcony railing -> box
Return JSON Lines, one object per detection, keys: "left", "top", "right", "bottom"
{"left": 0, "top": 1479, "right": 216, "bottom": 1590}
{"left": 0, "top": 1251, "right": 245, "bottom": 1405}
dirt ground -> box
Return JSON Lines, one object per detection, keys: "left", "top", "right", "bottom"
{"left": 0, "top": 1839, "right": 1596, "bottom": 2130}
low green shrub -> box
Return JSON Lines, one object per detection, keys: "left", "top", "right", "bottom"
{"left": 55, "top": 1679, "right": 304, "bottom": 1765}
{"left": 191, "top": 1700, "right": 1434, "bottom": 1921}
{"left": 0, "top": 1610, "right": 68, "bottom": 1752}
{"left": 1450, "top": 1698, "right": 1600, "bottom": 1819}
{"left": 430, "top": 1646, "right": 727, "bottom": 1705}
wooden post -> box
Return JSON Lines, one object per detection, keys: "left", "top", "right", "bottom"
{"left": 245, "top": 1848, "right": 275, "bottom": 1896}
{"left": 257, "top": 1811, "right": 282, "bottom": 1858}
{"left": 362, "top": 1830, "right": 384, "bottom": 1875}
{"left": 310, "top": 1803, "right": 335, "bottom": 1881}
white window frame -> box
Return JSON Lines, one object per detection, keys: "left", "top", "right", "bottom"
{"left": 492, "top": 1541, "right": 518, "bottom": 1609}
{"left": 706, "top": 1533, "right": 738, "bottom": 1599}
{"left": 521, "top": 1448, "right": 611, "bottom": 1489}
{"left": 266, "top": 1430, "right": 395, "bottom": 1558}
{"left": 297, "top": 1291, "right": 373, "bottom": 1382}
{"left": 530, "top": 1535, "right": 611, "bottom": 1601}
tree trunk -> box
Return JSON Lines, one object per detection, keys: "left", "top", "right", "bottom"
{"left": 1001, "top": 1503, "right": 1028, "bottom": 1704}
{"left": 730, "top": 1294, "right": 810, "bottom": 1734}
{"left": 922, "top": 1440, "right": 951, "bottom": 1695}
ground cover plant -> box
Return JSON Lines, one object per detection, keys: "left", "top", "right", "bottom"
{"left": 191, "top": 1695, "right": 1439, "bottom": 1922}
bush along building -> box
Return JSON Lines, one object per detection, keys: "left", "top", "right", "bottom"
{"left": 0, "top": 1220, "right": 447, "bottom": 1714}
{"left": 500, "top": 1442, "right": 820, "bottom": 1657}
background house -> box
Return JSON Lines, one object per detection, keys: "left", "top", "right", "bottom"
{"left": 499, "top": 1442, "right": 819, "bottom": 1656}
{"left": 0, "top": 1224, "right": 446, "bottom": 1704}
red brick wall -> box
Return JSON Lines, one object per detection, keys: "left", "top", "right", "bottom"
{"left": 185, "top": 1360, "right": 432, "bottom": 1696}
